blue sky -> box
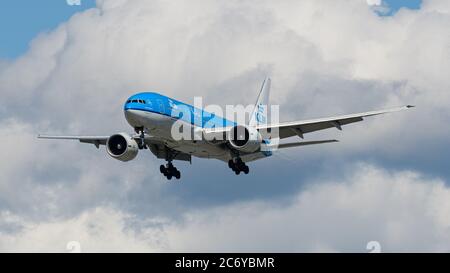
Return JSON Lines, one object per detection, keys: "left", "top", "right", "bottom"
{"left": 386, "top": 0, "right": 422, "bottom": 10}
{"left": 0, "top": 0, "right": 95, "bottom": 59}
{"left": 381, "top": 0, "right": 422, "bottom": 15}
{"left": 0, "top": 0, "right": 422, "bottom": 59}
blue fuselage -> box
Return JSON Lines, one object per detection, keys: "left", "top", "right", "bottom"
{"left": 122, "top": 92, "right": 271, "bottom": 162}
{"left": 124, "top": 92, "right": 236, "bottom": 129}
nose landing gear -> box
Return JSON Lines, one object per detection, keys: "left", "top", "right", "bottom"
{"left": 134, "top": 127, "right": 147, "bottom": 150}
{"left": 228, "top": 158, "right": 249, "bottom": 175}
{"left": 160, "top": 162, "right": 181, "bottom": 180}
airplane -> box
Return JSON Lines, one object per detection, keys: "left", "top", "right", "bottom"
{"left": 38, "top": 78, "right": 414, "bottom": 180}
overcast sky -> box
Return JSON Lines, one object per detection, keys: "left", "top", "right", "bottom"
{"left": 1, "top": 0, "right": 450, "bottom": 252}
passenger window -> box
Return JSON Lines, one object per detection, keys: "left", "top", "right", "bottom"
{"left": 127, "top": 100, "right": 131, "bottom": 103}
{"left": 132, "top": 100, "right": 137, "bottom": 103}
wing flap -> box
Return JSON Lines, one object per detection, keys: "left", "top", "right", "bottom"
{"left": 274, "top": 139, "right": 339, "bottom": 149}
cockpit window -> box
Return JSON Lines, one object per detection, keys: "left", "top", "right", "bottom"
{"left": 128, "top": 99, "right": 147, "bottom": 104}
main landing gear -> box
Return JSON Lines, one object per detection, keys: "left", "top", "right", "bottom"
{"left": 228, "top": 158, "right": 249, "bottom": 175}
{"left": 160, "top": 162, "right": 181, "bottom": 180}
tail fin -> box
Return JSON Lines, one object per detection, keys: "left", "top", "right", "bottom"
{"left": 249, "top": 77, "right": 271, "bottom": 127}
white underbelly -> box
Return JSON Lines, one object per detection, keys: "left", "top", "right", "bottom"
{"left": 138, "top": 111, "right": 230, "bottom": 160}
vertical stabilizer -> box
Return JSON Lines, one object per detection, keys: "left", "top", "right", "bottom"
{"left": 249, "top": 77, "right": 271, "bottom": 127}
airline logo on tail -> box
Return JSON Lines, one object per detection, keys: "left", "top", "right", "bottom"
{"left": 256, "top": 103, "right": 267, "bottom": 124}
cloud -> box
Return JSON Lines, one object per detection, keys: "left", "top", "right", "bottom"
{"left": 423, "top": 0, "right": 450, "bottom": 13}
{"left": 366, "top": 0, "right": 382, "bottom": 6}
{"left": 0, "top": 118, "right": 178, "bottom": 220}
{"left": 2, "top": 164, "right": 450, "bottom": 252}
{"left": 0, "top": 0, "right": 449, "bottom": 251}
{"left": 0, "top": 207, "right": 167, "bottom": 252}
{"left": 162, "top": 164, "right": 450, "bottom": 252}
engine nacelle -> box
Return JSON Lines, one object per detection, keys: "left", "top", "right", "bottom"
{"left": 106, "top": 133, "right": 139, "bottom": 162}
{"left": 228, "top": 125, "right": 262, "bottom": 153}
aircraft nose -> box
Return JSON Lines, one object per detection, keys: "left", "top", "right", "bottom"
{"left": 124, "top": 108, "right": 140, "bottom": 119}
{"left": 124, "top": 109, "right": 142, "bottom": 127}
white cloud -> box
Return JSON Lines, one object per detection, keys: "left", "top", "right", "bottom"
{"left": 2, "top": 164, "right": 450, "bottom": 252}
{"left": 423, "top": 0, "right": 450, "bottom": 13}
{"left": 0, "top": 118, "right": 168, "bottom": 220}
{"left": 366, "top": 0, "right": 382, "bottom": 6}
{"left": 0, "top": 207, "right": 167, "bottom": 252}
{"left": 163, "top": 164, "right": 450, "bottom": 252}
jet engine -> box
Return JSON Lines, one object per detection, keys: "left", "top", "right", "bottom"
{"left": 228, "top": 125, "right": 262, "bottom": 153}
{"left": 106, "top": 133, "right": 139, "bottom": 162}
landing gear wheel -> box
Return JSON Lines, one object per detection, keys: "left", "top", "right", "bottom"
{"left": 236, "top": 158, "right": 243, "bottom": 165}
{"left": 242, "top": 165, "right": 249, "bottom": 174}
{"left": 228, "top": 157, "right": 250, "bottom": 175}
{"left": 160, "top": 162, "right": 181, "bottom": 180}
{"left": 228, "top": 160, "right": 234, "bottom": 169}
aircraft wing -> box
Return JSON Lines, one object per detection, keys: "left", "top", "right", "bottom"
{"left": 38, "top": 134, "right": 192, "bottom": 162}
{"left": 37, "top": 134, "right": 167, "bottom": 148}
{"left": 257, "top": 105, "right": 414, "bottom": 139}
{"left": 38, "top": 135, "right": 109, "bottom": 148}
